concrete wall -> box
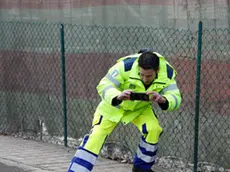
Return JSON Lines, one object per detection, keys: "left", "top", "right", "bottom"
{"left": 0, "top": 0, "right": 229, "bottom": 29}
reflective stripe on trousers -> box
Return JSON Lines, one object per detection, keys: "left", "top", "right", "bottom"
{"left": 68, "top": 147, "right": 98, "bottom": 172}
{"left": 133, "top": 137, "right": 158, "bottom": 170}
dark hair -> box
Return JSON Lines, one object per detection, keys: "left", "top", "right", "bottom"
{"left": 138, "top": 52, "right": 159, "bottom": 70}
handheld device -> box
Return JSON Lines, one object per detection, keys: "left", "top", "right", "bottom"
{"left": 130, "top": 92, "right": 149, "bottom": 101}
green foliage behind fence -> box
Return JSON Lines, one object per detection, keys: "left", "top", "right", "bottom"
{"left": 0, "top": 21, "right": 229, "bottom": 170}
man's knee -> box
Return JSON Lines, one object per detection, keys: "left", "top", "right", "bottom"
{"left": 145, "top": 124, "right": 163, "bottom": 144}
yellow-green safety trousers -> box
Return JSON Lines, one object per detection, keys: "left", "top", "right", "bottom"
{"left": 68, "top": 107, "right": 162, "bottom": 172}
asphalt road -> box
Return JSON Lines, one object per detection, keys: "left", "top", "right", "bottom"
{"left": 0, "top": 162, "right": 29, "bottom": 172}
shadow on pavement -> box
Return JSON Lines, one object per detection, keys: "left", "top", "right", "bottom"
{"left": 0, "top": 162, "right": 30, "bottom": 172}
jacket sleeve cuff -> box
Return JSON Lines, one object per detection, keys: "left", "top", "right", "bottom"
{"left": 112, "top": 97, "right": 123, "bottom": 106}
{"left": 158, "top": 99, "right": 169, "bottom": 110}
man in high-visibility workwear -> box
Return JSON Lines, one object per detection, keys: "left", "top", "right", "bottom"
{"left": 68, "top": 49, "right": 182, "bottom": 172}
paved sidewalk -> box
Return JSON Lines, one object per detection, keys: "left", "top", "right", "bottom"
{"left": 0, "top": 135, "right": 133, "bottom": 172}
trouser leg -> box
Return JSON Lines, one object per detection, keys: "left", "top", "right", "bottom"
{"left": 132, "top": 136, "right": 158, "bottom": 172}
{"left": 68, "top": 112, "right": 118, "bottom": 172}
{"left": 132, "top": 107, "right": 163, "bottom": 171}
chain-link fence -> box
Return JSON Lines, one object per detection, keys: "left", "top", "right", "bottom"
{"left": 0, "top": 21, "right": 229, "bottom": 171}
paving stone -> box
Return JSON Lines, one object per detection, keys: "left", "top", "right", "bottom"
{"left": 0, "top": 136, "right": 133, "bottom": 172}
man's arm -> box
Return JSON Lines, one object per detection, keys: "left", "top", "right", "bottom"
{"left": 112, "top": 90, "right": 133, "bottom": 106}
{"left": 147, "top": 81, "right": 181, "bottom": 111}
{"left": 96, "top": 62, "right": 125, "bottom": 106}
{"left": 159, "top": 81, "right": 181, "bottom": 111}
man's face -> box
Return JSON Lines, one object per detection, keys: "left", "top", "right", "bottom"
{"left": 139, "top": 67, "right": 157, "bottom": 86}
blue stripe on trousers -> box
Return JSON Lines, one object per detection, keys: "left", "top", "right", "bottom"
{"left": 133, "top": 155, "right": 155, "bottom": 170}
{"left": 71, "top": 156, "right": 93, "bottom": 171}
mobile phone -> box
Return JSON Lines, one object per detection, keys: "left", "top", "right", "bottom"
{"left": 130, "top": 92, "right": 149, "bottom": 101}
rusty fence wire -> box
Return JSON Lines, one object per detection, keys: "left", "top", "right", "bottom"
{"left": 0, "top": 21, "right": 229, "bottom": 171}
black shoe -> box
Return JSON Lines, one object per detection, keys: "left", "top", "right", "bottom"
{"left": 132, "top": 166, "right": 155, "bottom": 172}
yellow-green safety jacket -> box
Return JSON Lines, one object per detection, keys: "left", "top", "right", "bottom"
{"left": 96, "top": 52, "right": 181, "bottom": 125}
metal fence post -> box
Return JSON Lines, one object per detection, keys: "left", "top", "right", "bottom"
{"left": 194, "top": 21, "right": 203, "bottom": 172}
{"left": 60, "top": 24, "right": 68, "bottom": 147}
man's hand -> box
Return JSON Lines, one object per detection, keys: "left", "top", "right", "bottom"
{"left": 146, "top": 91, "right": 167, "bottom": 104}
{"left": 117, "top": 90, "right": 133, "bottom": 101}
